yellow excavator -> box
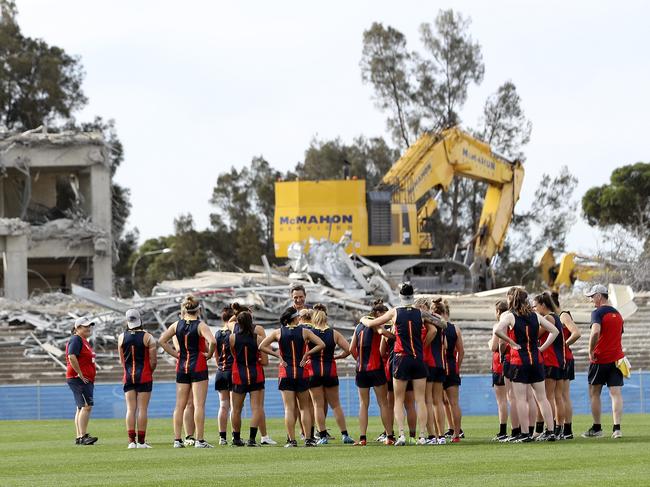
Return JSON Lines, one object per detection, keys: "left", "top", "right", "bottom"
{"left": 536, "top": 247, "right": 622, "bottom": 291}
{"left": 274, "top": 127, "right": 525, "bottom": 293}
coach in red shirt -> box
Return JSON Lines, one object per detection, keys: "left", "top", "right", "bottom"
{"left": 582, "top": 284, "right": 625, "bottom": 439}
{"left": 66, "top": 316, "right": 98, "bottom": 446}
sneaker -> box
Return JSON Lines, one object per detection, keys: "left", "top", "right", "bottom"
{"left": 535, "top": 431, "right": 556, "bottom": 442}
{"left": 444, "top": 429, "right": 453, "bottom": 438}
{"left": 492, "top": 434, "right": 508, "bottom": 442}
{"left": 416, "top": 437, "right": 428, "bottom": 445}
{"left": 325, "top": 431, "right": 335, "bottom": 440}
{"left": 75, "top": 437, "right": 81, "bottom": 445}
{"left": 581, "top": 428, "right": 603, "bottom": 438}
{"left": 183, "top": 436, "right": 195, "bottom": 447}
{"left": 80, "top": 434, "right": 98, "bottom": 446}
{"left": 375, "top": 432, "right": 387, "bottom": 442}
{"left": 260, "top": 436, "right": 277, "bottom": 445}
{"left": 137, "top": 442, "right": 152, "bottom": 448}
{"left": 531, "top": 431, "right": 542, "bottom": 439}
{"left": 451, "top": 436, "right": 461, "bottom": 443}
{"left": 284, "top": 440, "right": 298, "bottom": 448}
{"left": 316, "top": 437, "right": 329, "bottom": 445}
{"left": 128, "top": 442, "right": 137, "bottom": 449}
{"left": 173, "top": 440, "right": 185, "bottom": 448}
{"left": 384, "top": 437, "right": 395, "bottom": 446}
{"left": 425, "top": 438, "right": 438, "bottom": 445}
{"left": 342, "top": 434, "right": 355, "bottom": 445}
{"left": 515, "top": 434, "right": 533, "bottom": 443}
{"left": 305, "top": 438, "right": 317, "bottom": 447}
{"left": 195, "top": 440, "right": 213, "bottom": 448}
{"left": 612, "top": 430, "right": 623, "bottom": 439}
{"left": 219, "top": 438, "right": 228, "bottom": 446}
{"left": 437, "top": 437, "right": 447, "bottom": 445}
{"left": 562, "top": 433, "right": 574, "bottom": 440}
{"left": 459, "top": 430, "right": 465, "bottom": 439}
{"left": 353, "top": 439, "right": 367, "bottom": 446}
{"left": 395, "top": 435, "right": 406, "bottom": 446}
{"left": 232, "top": 438, "right": 245, "bottom": 447}
{"left": 246, "top": 439, "right": 259, "bottom": 447}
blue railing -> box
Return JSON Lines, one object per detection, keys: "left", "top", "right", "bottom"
{"left": 0, "top": 372, "right": 648, "bottom": 420}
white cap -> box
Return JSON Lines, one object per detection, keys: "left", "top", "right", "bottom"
{"left": 74, "top": 316, "right": 95, "bottom": 328}
{"left": 585, "top": 284, "right": 608, "bottom": 297}
{"left": 126, "top": 309, "right": 142, "bottom": 329}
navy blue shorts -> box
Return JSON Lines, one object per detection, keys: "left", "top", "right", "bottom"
{"left": 503, "top": 361, "right": 512, "bottom": 380}
{"left": 427, "top": 366, "right": 446, "bottom": 383}
{"left": 510, "top": 363, "right": 544, "bottom": 384}
{"left": 309, "top": 375, "right": 340, "bottom": 388}
{"left": 492, "top": 372, "right": 505, "bottom": 387}
{"left": 545, "top": 365, "right": 564, "bottom": 381}
{"left": 564, "top": 359, "right": 575, "bottom": 381}
{"left": 444, "top": 373, "right": 461, "bottom": 389}
{"left": 393, "top": 355, "right": 428, "bottom": 381}
{"left": 176, "top": 370, "right": 209, "bottom": 384}
{"left": 279, "top": 377, "right": 310, "bottom": 393}
{"left": 214, "top": 369, "right": 232, "bottom": 391}
{"left": 588, "top": 362, "right": 624, "bottom": 387}
{"left": 123, "top": 381, "right": 152, "bottom": 393}
{"left": 231, "top": 381, "right": 265, "bottom": 394}
{"left": 355, "top": 369, "right": 387, "bottom": 389}
{"left": 67, "top": 378, "right": 94, "bottom": 408}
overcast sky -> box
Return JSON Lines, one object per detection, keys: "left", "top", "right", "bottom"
{"left": 16, "top": 0, "right": 650, "bottom": 256}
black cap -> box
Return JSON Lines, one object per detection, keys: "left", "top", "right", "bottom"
{"left": 399, "top": 282, "right": 414, "bottom": 296}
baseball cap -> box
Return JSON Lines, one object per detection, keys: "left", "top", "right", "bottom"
{"left": 585, "top": 284, "right": 608, "bottom": 297}
{"left": 126, "top": 309, "right": 142, "bottom": 329}
{"left": 74, "top": 316, "right": 95, "bottom": 328}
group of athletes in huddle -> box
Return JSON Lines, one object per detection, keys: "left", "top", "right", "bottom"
{"left": 65, "top": 281, "right": 626, "bottom": 448}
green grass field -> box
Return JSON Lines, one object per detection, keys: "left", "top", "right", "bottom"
{"left": 1, "top": 414, "right": 648, "bottom": 486}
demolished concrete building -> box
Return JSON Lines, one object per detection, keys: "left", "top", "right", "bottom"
{"left": 0, "top": 129, "right": 112, "bottom": 299}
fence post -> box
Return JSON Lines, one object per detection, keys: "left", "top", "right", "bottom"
{"left": 36, "top": 380, "right": 41, "bottom": 420}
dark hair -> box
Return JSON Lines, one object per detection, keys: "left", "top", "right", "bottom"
{"left": 430, "top": 297, "right": 446, "bottom": 315}
{"left": 507, "top": 287, "right": 533, "bottom": 316}
{"left": 371, "top": 299, "right": 388, "bottom": 317}
{"left": 182, "top": 295, "right": 200, "bottom": 314}
{"left": 495, "top": 300, "right": 508, "bottom": 315}
{"left": 280, "top": 306, "right": 298, "bottom": 326}
{"left": 533, "top": 292, "right": 559, "bottom": 314}
{"left": 231, "top": 302, "right": 251, "bottom": 316}
{"left": 550, "top": 292, "right": 560, "bottom": 309}
{"left": 221, "top": 306, "right": 235, "bottom": 323}
{"left": 313, "top": 303, "right": 327, "bottom": 315}
{"left": 399, "top": 282, "right": 414, "bottom": 296}
{"left": 236, "top": 311, "right": 255, "bottom": 336}
{"left": 290, "top": 283, "right": 306, "bottom": 295}
{"left": 299, "top": 308, "right": 314, "bottom": 321}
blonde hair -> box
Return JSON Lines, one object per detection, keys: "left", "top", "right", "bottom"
{"left": 182, "top": 295, "right": 200, "bottom": 314}
{"left": 414, "top": 297, "right": 430, "bottom": 310}
{"left": 299, "top": 308, "right": 313, "bottom": 322}
{"left": 312, "top": 309, "right": 328, "bottom": 329}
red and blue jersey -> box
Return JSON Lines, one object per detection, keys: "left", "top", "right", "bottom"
{"left": 353, "top": 323, "right": 383, "bottom": 372}
{"left": 121, "top": 330, "right": 153, "bottom": 385}
{"left": 560, "top": 311, "right": 574, "bottom": 361}
{"left": 215, "top": 329, "right": 233, "bottom": 372}
{"left": 231, "top": 331, "right": 264, "bottom": 386}
{"left": 309, "top": 328, "right": 338, "bottom": 378}
{"left": 393, "top": 307, "right": 425, "bottom": 360}
{"left": 278, "top": 326, "right": 312, "bottom": 379}
{"left": 66, "top": 335, "right": 96, "bottom": 382}
{"left": 591, "top": 305, "right": 624, "bottom": 364}
{"left": 175, "top": 319, "right": 208, "bottom": 374}
{"left": 427, "top": 326, "right": 445, "bottom": 368}
{"left": 539, "top": 313, "right": 565, "bottom": 369}
{"left": 508, "top": 313, "right": 541, "bottom": 367}
{"left": 492, "top": 351, "right": 503, "bottom": 375}
{"left": 444, "top": 323, "right": 459, "bottom": 375}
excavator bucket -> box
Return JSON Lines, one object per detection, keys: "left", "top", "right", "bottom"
{"left": 609, "top": 284, "right": 638, "bottom": 320}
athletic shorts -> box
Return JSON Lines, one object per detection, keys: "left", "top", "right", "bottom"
{"left": 214, "top": 369, "right": 232, "bottom": 391}
{"left": 427, "top": 366, "right": 446, "bottom": 383}
{"left": 564, "top": 359, "right": 575, "bottom": 381}
{"left": 176, "top": 370, "right": 209, "bottom": 384}
{"left": 588, "top": 362, "right": 624, "bottom": 387}
{"left": 545, "top": 365, "right": 564, "bottom": 381}
{"left": 503, "top": 361, "right": 512, "bottom": 380}
{"left": 393, "top": 355, "right": 428, "bottom": 381}
{"left": 510, "top": 363, "right": 545, "bottom": 384}
{"left": 279, "top": 377, "right": 310, "bottom": 393}
{"left": 444, "top": 373, "right": 461, "bottom": 389}
{"left": 123, "top": 381, "right": 153, "bottom": 393}
{"left": 231, "top": 381, "right": 265, "bottom": 394}
{"left": 356, "top": 369, "right": 387, "bottom": 389}
{"left": 309, "top": 375, "right": 340, "bottom": 388}
{"left": 67, "top": 378, "right": 94, "bottom": 408}
{"left": 492, "top": 372, "right": 505, "bottom": 387}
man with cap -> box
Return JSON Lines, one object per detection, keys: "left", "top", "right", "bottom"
{"left": 118, "top": 309, "right": 157, "bottom": 448}
{"left": 582, "top": 284, "right": 625, "bottom": 439}
{"left": 65, "top": 316, "right": 98, "bottom": 445}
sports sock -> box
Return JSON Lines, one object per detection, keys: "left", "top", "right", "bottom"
{"left": 310, "top": 426, "right": 315, "bottom": 439}
{"left": 360, "top": 435, "right": 367, "bottom": 442}
{"left": 511, "top": 427, "right": 521, "bottom": 437}
{"left": 613, "top": 424, "right": 621, "bottom": 432}
{"left": 564, "top": 422, "right": 573, "bottom": 434}
{"left": 592, "top": 423, "right": 602, "bottom": 432}
{"left": 137, "top": 430, "right": 146, "bottom": 444}
{"left": 535, "top": 421, "right": 544, "bottom": 434}
{"left": 219, "top": 431, "right": 227, "bottom": 439}
{"left": 428, "top": 435, "right": 435, "bottom": 440}
{"left": 409, "top": 429, "right": 416, "bottom": 438}
{"left": 528, "top": 426, "right": 534, "bottom": 436}
{"left": 174, "top": 438, "right": 182, "bottom": 442}
{"left": 128, "top": 429, "right": 136, "bottom": 443}
{"left": 341, "top": 430, "right": 348, "bottom": 436}
{"left": 499, "top": 423, "right": 507, "bottom": 436}
{"left": 388, "top": 434, "right": 395, "bottom": 440}
{"left": 249, "top": 427, "right": 258, "bottom": 441}
{"left": 554, "top": 425, "right": 561, "bottom": 436}
{"left": 233, "top": 431, "right": 241, "bottom": 441}
{"left": 319, "top": 430, "right": 327, "bottom": 439}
